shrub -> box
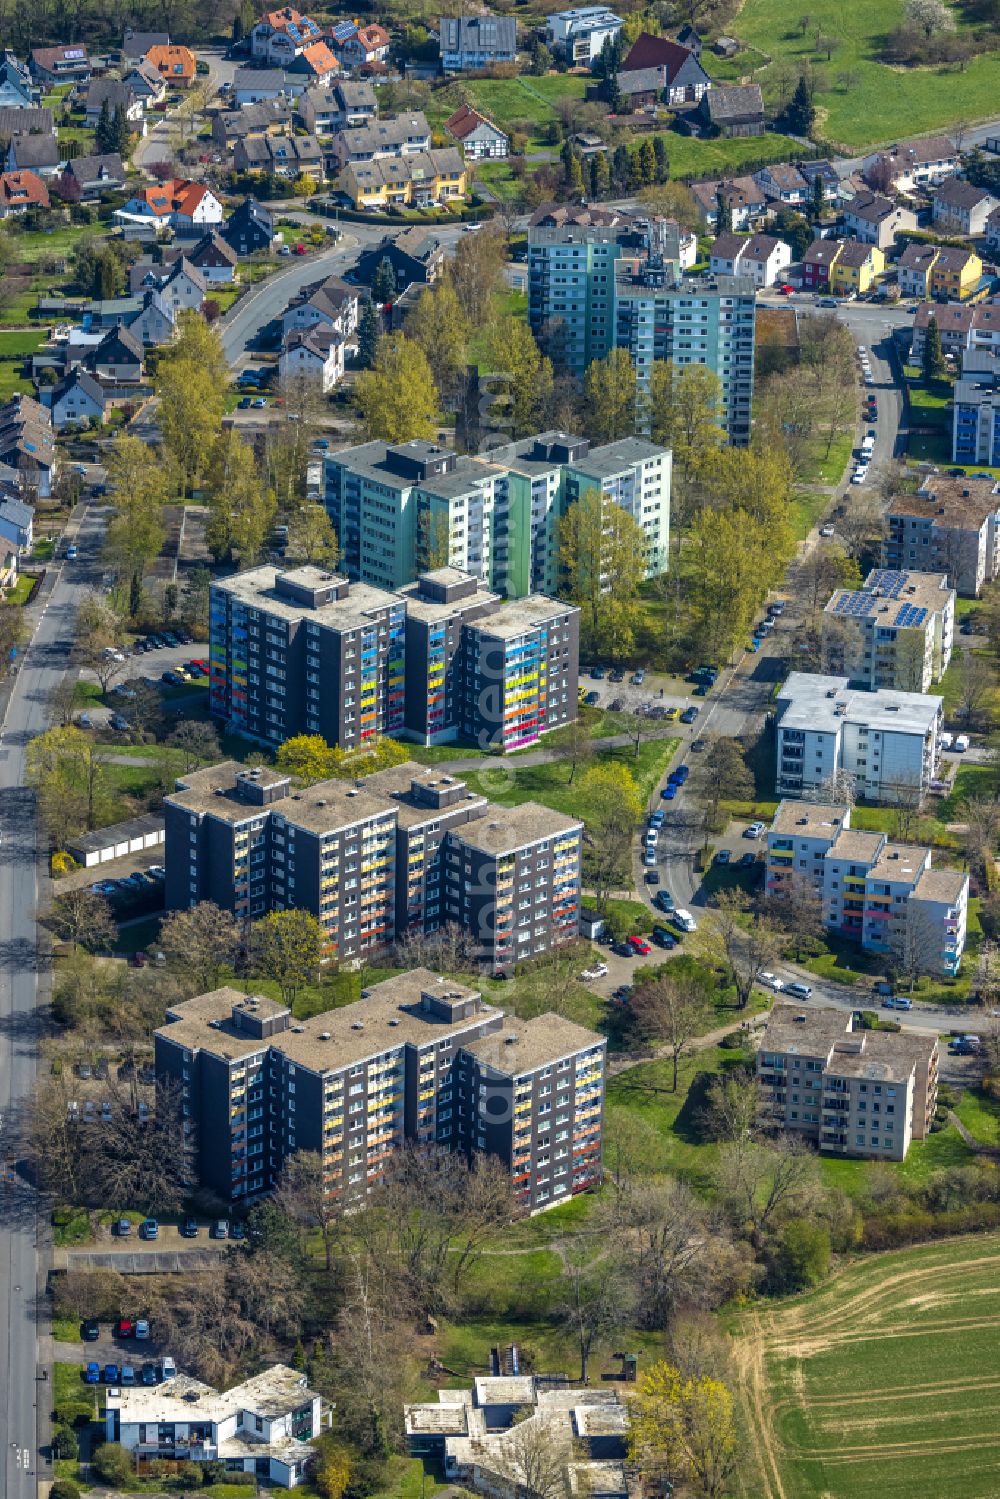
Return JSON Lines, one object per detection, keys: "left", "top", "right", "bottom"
{"left": 937, "top": 1082, "right": 956, "bottom": 1109}
{"left": 52, "top": 1427, "right": 79, "bottom": 1459}
{"left": 91, "top": 1442, "right": 134, "bottom": 1484}
{"left": 49, "top": 1481, "right": 81, "bottom": 1499}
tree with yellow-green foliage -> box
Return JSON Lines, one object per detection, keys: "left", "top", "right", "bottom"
{"left": 558, "top": 487, "right": 648, "bottom": 657}
{"left": 205, "top": 428, "right": 276, "bottom": 567}
{"left": 249, "top": 908, "right": 325, "bottom": 1004}
{"left": 481, "top": 318, "right": 553, "bottom": 437}
{"left": 103, "top": 434, "right": 168, "bottom": 584}
{"left": 405, "top": 279, "right": 470, "bottom": 399}
{"left": 577, "top": 762, "right": 643, "bottom": 909}
{"left": 627, "top": 1360, "right": 740, "bottom": 1498}
{"left": 584, "top": 347, "right": 639, "bottom": 443}
{"left": 648, "top": 361, "right": 726, "bottom": 505}
{"left": 157, "top": 311, "right": 227, "bottom": 497}
{"left": 354, "top": 334, "right": 438, "bottom": 442}
{"left": 275, "top": 734, "right": 338, "bottom": 784}
{"left": 314, "top": 1442, "right": 352, "bottom": 1499}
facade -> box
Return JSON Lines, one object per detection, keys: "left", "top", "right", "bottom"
{"left": 278, "top": 325, "right": 344, "bottom": 391}
{"left": 280, "top": 276, "right": 358, "bottom": 339}
{"left": 829, "top": 240, "right": 884, "bottom": 297}
{"left": 251, "top": 7, "right": 322, "bottom": 64}
{"left": 156, "top": 969, "right": 603, "bottom": 1210}
{"left": 929, "top": 245, "right": 983, "bottom": 302}
{"left": 439, "top": 15, "right": 517, "bottom": 71}
{"left": 444, "top": 103, "right": 508, "bottom": 160}
{"left": 932, "top": 177, "right": 998, "bottom": 236}
{"left": 953, "top": 349, "right": 1000, "bottom": 467}
{"left": 709, "top": 231, "right": 791, "bottom": 287}
{"left": 52, "top": 151, "right": 125, "bottom": 201}
{"left": 298, "top": 80, "right": 376, "bottom": 134}
{"left": 207, "top": 563, "right": 579, "bottom": 752}
{"left": 325, "top": 432, "right": 670, "bottom": 596}
{"left": 49, "top": 368, "right": 105, "bottom": 428}
{"left": 119, "top": 178, "right": 223, "bottom": 228}
{"left": 29, "top": 45, "right": 90, "bottom": 84}
{"left": 753, "top": 162, "right": 809, "bottom": 205}
{"left": 546, "top": 6, "right": 623, "bottom": 63}
{"left": 862, "top": 135, "right": 959, "bottom": 193}
{"left": 884, "top": 475, "right": 1000, "bottom": 597}
{"left": 0, "top": 496, "right": 33, "bottom": 553}
{"left": 692, "top": 176, "right": 767, "bottom": 231}
{"left": 698, "top": 83, "right": 764, "bottom": 137}
{"left": 766, "top": 799, "right": 969, "bottom": 974}
{"left": 222, "top": 197, "right": 274, "bottom": 257}
{"left": 339, "top": 149, "right": 465, "bottom": 210}
{"left": 83, "top": 80, "right": 144, "bottom": 128}
{"left": 757, "top": 1005, "right": 938, "bottom": 1161}
{"left": 106, "top": 1365, "right": 325, "bottom": 1487}
{"left": 619, "top": 33, "right": 710, "bottom": 107}
{"left": 800, "top": 237, "right": 843, "bottom": 291}
{"left": 0, "top": 168, "right": 48, "bottom": 215}
{"left": 775, "top": 671, "right": 943, "bottom": 804}
{"left": 897, "top": 241, "right": 940, "bottom": 300}
{"left": 842, "top": 192, "right": 915, "bottom": 250}
{"left": 354, "top": 228, "right": 443, "bottom": 289}
{"left": 332, "top": 112, "right": 431, "bottom": 166}
{"left": 822, "top": 568, "right": 955, "bottom": 692}
{"left": 336, "top": 24, "right": 390, "bottom": 68}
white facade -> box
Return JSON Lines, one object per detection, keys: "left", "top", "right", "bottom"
{"left": 822, "top": 568, "right": 955, "bottom": 693}
{"left": 279, "top": 332, "right": 344, "bottom": 391}
{"left": 546, "top": 6, "right": 623, "bottom": 63}
{"left": 775, "top": 672, "right": 942, "bottom": 805}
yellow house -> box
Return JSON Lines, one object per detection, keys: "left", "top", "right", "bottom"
{"left": 340, "top": 148, "right": 467, "bottom": 211}
{"left": 929, "top": 245, "right": 982, "bottom": 301}
{"left": 829, "top": 240, "right": 885, "bottom": 296}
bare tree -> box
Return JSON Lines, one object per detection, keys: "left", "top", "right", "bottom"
{"left": 45, "top": 889, "right": 117, "bottom": 953}
{"left": 698, "top": 890, "right": 781, "bottom": 1011}
{"left": 274, "top": 1150, "right": 341, "bottom": 1271}
{"left": 491, "top": 1413, "right": 570, "bottom": 1499}
{"left": 715, "top": 1137, "right": 820, "bottom": 1244}
{"left": 167, "top": 719, "right": 221, "bottom": 772}
{"left": 158, "top": 901, "right": 242, "bottom": 993}
{"left": 558, "top": 1249, "right": 632, "bottom": 1383}
{"left": 699, "top": 1069, "right": 761, "bottom": 1145}
{"left": 957, "top": 649, "right": 997, "bottom": 728}
{"left": 629, "top": 973, "right": 712, "bottom": 1090}
{"left": 761, "top": 870, "right": 826, "bottom": 962}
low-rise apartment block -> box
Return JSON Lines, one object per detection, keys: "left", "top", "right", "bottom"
{"left": 953, "top": 349, "right": 1000, "bottom": 469}
{"left": 208, "top": 564, "right": 579, "bottom": 752}
{"left": 155, "top": 968, "right": 605, "bottom": 1209}
{"left": 775, "top": 672, "right": 942, "bottom": 804}
{"left": 106, "top": 1365, "right": 326, "bottom": 1488}
{"left": 884, "top": 475, "right": 1000, "bottom": 597}
{"left": 766, "top": 799, "right": 969, "bottom": 974}
{"left": 822, "top": 567, "right": 955, "bottom": 691}
{"left": 757, "top": 1005, "right": 938, "bottom": 1161}
{"left": 164, "top": 759, "right": 583, "bottom": 972}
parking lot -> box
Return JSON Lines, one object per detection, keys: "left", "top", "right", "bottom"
{"left": 78, "top": 630, "right": 208, "bottom": 730}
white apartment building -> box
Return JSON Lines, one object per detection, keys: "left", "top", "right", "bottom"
{"left": 766, "top": 799, "right": 969, "bottom": 975}
{"left": 564, "top": 437, "right": 671, "bottom": 578}
{"left": 545, "top": 6, "right": 623, "bottom": 63}
{"left": 822, "top": 567, "right": 955, "bottom": 692}
{"left": 709, "top": 231, "right": 792, "bottom": 287}
{"left": 105, "top": 1365, "right": 327, "bottom": 1487}
{"left": 775, "top": 673, "right": 942, "bottom": 805}
{"left": 757, "top": 1005, "right": 938, "bottom": 1161}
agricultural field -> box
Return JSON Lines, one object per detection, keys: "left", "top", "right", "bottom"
{"left": 730, "top": 1234, "right": 1000, "bottom": 1499}
{"left": 734, "top": 0, "right": 1000, "bottom": 149}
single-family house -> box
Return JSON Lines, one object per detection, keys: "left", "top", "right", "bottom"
{"left": 337, "top": 24, "right": 391, "bottom": 69}
{"left": 736, "top": 233, "right": 791, "bottom": 286}
{"left": 698, "top": 83, "right": 765, "bottom": 137}
{"left": 354, "top": 228, "right": 444, "bottom": 289}
{"left": 84, "top": 80, "right": 144, "bottom": 128}
{"left": 279, "top": 324, "right": 344, "bottom": 390}
{"left": 251, "top": 8, "right": 323, "bottom": 65}
{"left": 444, "top": 103, "right": 508, "bottom": 160}
{"left": 909, "top": 302, "right": 975, "bottom": 361}
{"left": 438, "top": 15, "right": 518, "bottom": 72}
{"left": 87, "top": 324, "right": 144, "bottom": 383}
{"left": 280, "top": 276, "right": 359, "bottom": 338}
{"left": 929, "top": 245, "right": 982, "bottom": 302}
{"left": 51, "top": 152, "right": 126, "bottom": 201}
{"left": 753, "top": 162, "right": 809, "bottom": 205}
{"left": 286, "top": 40, "right": 339, "bottom": 87}
{"left": 0, "top": 53, "right": 35, "bottom": 109}
{"left": 862, "top": 135, "right": 959, "bottom": 194}
{"left": 297, "top": 79, "right": 376, "bottom": 134}
{"left": 332, "top": 113, "right": 431, "bottom": 167}
{"left": 233, "top": 67, "right": 289, "bottom": 105}
{"left": 122, "top": 61, "right": 168, "bottom": 103}
{"left": 619, "top": 33, "right": 710, "bottom": 107}
{"left": 691, "top": 174, "right": 767, "bottom": 231}
{"left": 182, "top": 231, "right": 239, "bottom": 283}
{"left": 158, "top": 257, "right": 207, "bottom": 313}
{"left": 49, "top": 368, "right": 106, "bottom": 429}
{"left": 546, "top": 7, "right": 623, "bottom": 65}
{"left": 801, "top": 237, "right": 844, "bottom": 291}
{"left": 798, "top": 158, "right": 840, "bottom": 203}
{"left": 122, "top": 29, "right": 169, "bottom": 65}
{"left": 829, "top": 239, "right": 884, "bottom": 297}
{"left": 0, "top": 105, "right": 52, "bottom": 139}
{"left": 842, "top": 190, "right": 916, "bottom": 250}
{"left": 127, "top": 289, "right": 176, "bottom": 346}
{"left": 29, "top": 45, "right": 90, "bottom": 85}
{"left": 0, "top": 394, "right": 57, "bottom": 497}
{"left": 898, "top": 241, "right": 941, "bottom": 300}
{"left": 932, "top": 178, "right": 998, "bottom": 238}
{"left": 0, "top": 496, "right": 33, "bottom": 553}
{"left": 5, "top": 134, "right": 61, "bottom": 176}
{"left": 222, "top": 197, "right": 275, "bottom": 257}
{"left": 118, "top": 178, "right": 224, "bottom": 229}
{"left": 0, "top": 168, "right": 49, "bottom": 216}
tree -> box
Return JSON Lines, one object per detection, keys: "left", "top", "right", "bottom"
{"left": 50, "top": 1480, "right": 82, "bottom": 1499}
{"left": 583, "top": 348, "right": 638, "bottom": 443}
{"left": 250, "top": 908, "right": 325, "bottom": 1003}
{"left": 275, "top": 1151, "right": 340, "bottom": 1271}
{"left": 371, "top": 257, "right": 397, "bottom": 304}
{"left": 91, "top": 1445, "right": 134, "bottom": 1486}
{"left": 698, "top": 889, "right": 781, "bottom": 1011}
{"left": 406, "top": 279, "right": 470, "bottom": 398}
{"left": 922, "top": 314, "right": 947, "bottom": 381}
{"left": 315, "top": 1444, "right": 353, "bottom": 1499}
{"left": 286, "top": 502, "right": 340, "bottom": 567}
{"left": 559, "top": 1250, "right": 631, "bottom": 1383}
{"left": 446, "top": 225, "right": 506, "bottom": 327}
{"left": 158, "top": 901, "right": 242, "bottom": 992}
{"left": 547, "top": 718, "right": 595, "bottom": 785}
{"left": 784, "top": 75, "right": 815, "bottom": 135}
{"left": 904, "top": 0, "right": 956, "bottom": 35}
{"left": 811, "top": 169, "right": 825, "bottom": 220}
{"left": 157, "top": 312, "right": 227, "bottom": 497}
{"left": 772, "top": 1217, "right": 830, "bottom": 1290}
{"left": 576, "top": 763, "right": 642, "bottom": 908}
{"left": 481, "top": 318, "right": 554, "bottom": 438}
{"left": 764, "top": 870, "right": 826, "bottom": 962}
{"left": 648, "top": 361, "right": 725, "bottom": 498}
{"left": 111, "top": 103, "right": 131, "bottom": 156}
{"left": 166, "top": 719, "right": 221, "bottom": 772}
{"left": 47, "top": 890, "right": 116, "bottom": 953}
{"left": 715, "top": 1136, "right": 819, "bottom": 1242}
{"left": 26, "top": 725, "right": 115, "bottom": 839}
{"left": 630, "top": 972, "right": 711, "bottom": 1090}
{"left": 694, "top": 736, "right": 754, "bottom": 839}
{"left": 104, "top": 435, "right": 168, "bottom": 586}
{"left": 357, "top": 298, "right": 382, "bottom": 370}
{"left": 52, "top": 1427, "right": 79, "bottom": 1461}
{"left": 206, "top": 429, "right": 276, "bottom": 566}
{"left": 957, "top": 647, "right": 997, "bottom": 727}
{"left": 715, "top": 189, "right": 732, "bottom": 235}
{"left": 74, "top": 591, "right": 129, "bottom": 692}
{"left": 491, "top": 1416, "right": 569, "bottom": 1499}
{"left": 557, "top": 488, "right": 648, "bottom": 657}
{"left": 355, "top": 334, "right": 438, "bottom": 442}
{"left": 637, "top": 181, "right": 699, "bottom": 232}
{"left": 275, "top": 733, "right": 338, "bottom": 784}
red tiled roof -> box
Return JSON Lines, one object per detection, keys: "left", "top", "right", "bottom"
{"left": 145, "top": 44, "right": 196, "bottom": 79}
{"left": 0, "top": 170, "right": 49, "bottom": 209}
{"left": 622, "top": 31, "right": 694, "bottom": 76}
{"left": 445, "top": 102, "right": 501, "bottom": 141}
{"left": 135, "top": 177, "right": 213, "bottom": 217}
{"left": 300, "top": 39, "right": 338, "bottom": 73}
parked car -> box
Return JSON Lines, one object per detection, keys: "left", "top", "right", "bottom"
{"left": 179, "top": 1216, "right": 198, "bottom": 1238}
{"left": 139, "top": 1218, "right": 158, "bottom": 1240}
{"left": 738, "top": 851, "right": 756, "bottom": 868}
{"left": 121, "top": 1365, "right": 136, "bottom": 1385}
{"left": 112, "top": 1218, "right": 131, "bottom": 1237}
{"left": 744, "top": 821, "right": 766, "bottom": 839}
{"left": 160, "top": 1357, "right": 177, "bottom": 1380}
{"left": 103, "top": 1364, "right": 120, "bottom": 1384}
{"left": 786, "top": 981, "right": 813, "bottom": 999}
{"left": 82, "top": 1319, "right": 100, "bottom": 1341}
{"left": 680, "top": 707, "right": 698, "bottom": 724}
{"left": 210, "top": 1219, "right": 229, "bottom": 1240}
{"left": 135, "top": 1319, "right": 150, "bottom": 1340}
{"left": 116, "top": 1317, "right": 135, "bottom": 1338}
{"left": 584, "top": 691, "right": 600, "bottom": 706}
{"left": 671, "top": 910, "right": 698, "bottom": 933}
{"left": 715, "top": 849, "right": 731, "bottom": 865}
{"left": 654, "top": 890, "right": 675, "bottom": 913}
{"left": 882, "top": 995, "right": 912, "bottom": 1010}
{"left": 141, "top": 1363, "right": 158, "bottom": 1385}
{"left": 65, "top": 544, "right": 78, "bottom": 560}
{"left": 109, "top": 714, "right": 130, "bottom": 732}
{"left": 651, "top": 926, "right": 677, "bottom": 949}
{"left": 759, "top": 973, "right": 785, "bottom": 992}
{"left": 954, "top": 734, "right": 970, "bottom": 752}
{"left": 84, "top": 1362, "right": 101, "bottom": 1384}
{"left": 644, "top": 869, "right": 660, "bottom": 884}
{"left": 631, "top": 669, "right": 646, "bottom": 685}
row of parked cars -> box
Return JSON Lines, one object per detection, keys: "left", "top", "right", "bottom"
{"left": 83, "top": 1356, "right": 176, "bottom": 1386}
{"left": 91, "top": 865, "right": 165, "bottom": 900}
{"left": 112, "top": 1214, "right": 240, "bottom": 1240}
{"left": 134, "top": 628, "right": 193, "bottom": 653}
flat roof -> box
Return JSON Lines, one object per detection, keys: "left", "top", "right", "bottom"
{"left": 464, "top": 1014, "right": 604, "bottom": 1077}
{"left": 158, "top": 969, "right": 500, "bottom": 1074}
{"left": 911, "top": 867, "right": 968, "bottom": 904}
{"left": 361, "top": 761, "right": 488, "bottom": 828}
{"left": 166, "top": 762, "right": 292, "bottom": 822}
{"left": 398, "top": 574, "right": 500, "bottom": 625}
{"left": 67, "top": 811, "right": 164, "bottom": 852}
{"left": 771, "top": 800, "right": 850, "bottom": 839}
{"left": 868, "top": 842, "right": 928, "bottom": 883}
{"left": 106, "top": 1364, "right": 319, "bottom": 1424}
{"left": 826, "top": 827, "right": 886, "bottom": 862}
{"left": 470, "top": 593, "right": 577, "bottom": 640}
{"left": 456, "top": 800, "right": 582, "bottom": 855}
{"left": 569, "top": 436, "right": 667, "bottom": 478}
{"left": 898, "top": 476, "right": 1000, "bottom": 528}
{"left": 777, "top": 672, "right": 941, "bottom": 736}
{"left": 761, "top": 1004, "right": 851, "bottom": 1055}
{"left": 213, "top": 563, "right": 402, "bottom": 630}
{"left": 824, "top": 568, "right": 952, "bottom": 628}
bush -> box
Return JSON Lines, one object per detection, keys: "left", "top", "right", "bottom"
{"left": 770, "top": 1218, "right": 831, "bottom": 1292}
{"left": 49, "top": 1481, "right": 81, "bottom": 1499}
{"left": 91, "top": 1442, "right": 135, "bottom": 1484}
{"left": 937, "top": 1082, "right": 956, "bottom": 1109}
{"left": 52, "top": 1427, "right": 79, "bottom": 1460}
{"left": 718, "top": 1030, "right": 746, "bottom": 1049}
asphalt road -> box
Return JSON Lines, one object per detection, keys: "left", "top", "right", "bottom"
{"left": 0, "top": 506, "right": 104, "bottom": 1493}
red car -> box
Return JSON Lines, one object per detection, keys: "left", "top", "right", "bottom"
{"left": 778, "top": 283, "right": 794, "bottom": 295}
{"left": 294, "top": 243, "right": 306, "bottom": 255}
{"left": 627, "top": 935, "right": 652, "bottom": 956}
{"left": 116, "top": 1317, "right": 135, "bottom": 1339}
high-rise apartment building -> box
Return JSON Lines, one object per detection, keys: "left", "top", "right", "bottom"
{"left": 164, "top": 759, "right": 584, "bottom": 973}
{"left": 821, "top": 568, "right": 955, "bottom": 692}
{"left": 756, "top": 1005, "right": 938, "bottom": 1161}
{"left": 208, "top": 564, "right": 579, "bottom": 752}
{"left": 527, "top": 205, "right": 756, "bottom": 445}
{"left": 324, "top": 432, "right": 671, "bottom": 599}
{"left": 154, "top": 967, "right": 605, "bottom": 1210}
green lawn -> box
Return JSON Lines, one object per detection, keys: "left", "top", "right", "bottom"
{"left": 4, "top": 572, "right": 36, "bottom": 605}
{"left": 789, "top": 486, "right": 833, "bottom": 540}
{"left": 735, "top": 0, "right": 1000, "bottom": 149}
{"left": 650, "top": 129, "right": 804, "bottom": 181}
{"left": 429, "top": 74, "right": 589, "bottom": 147}
{"left": 461, "top": 735, "right": 680, "bottom": 821}
{"left": 0, "top": 329, "right": 46, "bottom": 357}
{"left": 474, "top": 159, "right": 523, "bottom": 201}
{"left": 796, "top": 429, "right": 857, "bottom": 488}
{"left": 6, "top": 223, "right": 94, "bottom": 265}
{"left": 731, "top": 1234, "right": 1000, "bottom": 1499}
{"left": 53, "top": 1360, "right": 100, "bottom": 1428}
{"left": 51, "top": 1316, "right": 81, "bottom": 1342}
{"left": 936, "top": 643, "right": 1000, "bottom": 728}
{"left": 954, "top": 1088, "right": 1000, "bottom": 1147}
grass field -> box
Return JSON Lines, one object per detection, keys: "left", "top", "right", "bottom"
{"left": 731, "top": 1234, "right": 1000, "bottom": 1499}
{"left": 461, "top": 735, "right": 680, "bottom": 820}
{"left": 735, "top": 0, "right": 1000, "bottom": 149}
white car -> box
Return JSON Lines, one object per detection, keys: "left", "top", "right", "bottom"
{"left": 759, "top": 972, "right": 786, "bottom": 992}
{"left": 643, "top": 848, "right": 657, "bottom": 867}
{"left": 745, "top": 821, "right": 766, "bottom": 839}
{"left": 672, "top": 909, "right": 698, "bottom": 933}
{"left": 851, "top": 469, "right": 868, "bottom": 485}
{"left": 954, "top": 733, "right": 970, "bottom": 752}
{"left": 939, "top": 731, "right": 953, "bottom": 750}
{"left": 819, "top": 524, "right": 835, "bottom": 538}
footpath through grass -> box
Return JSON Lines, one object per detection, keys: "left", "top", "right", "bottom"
{"left": 730, "top": 1233, "right": 1000, "bottom": 1499}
